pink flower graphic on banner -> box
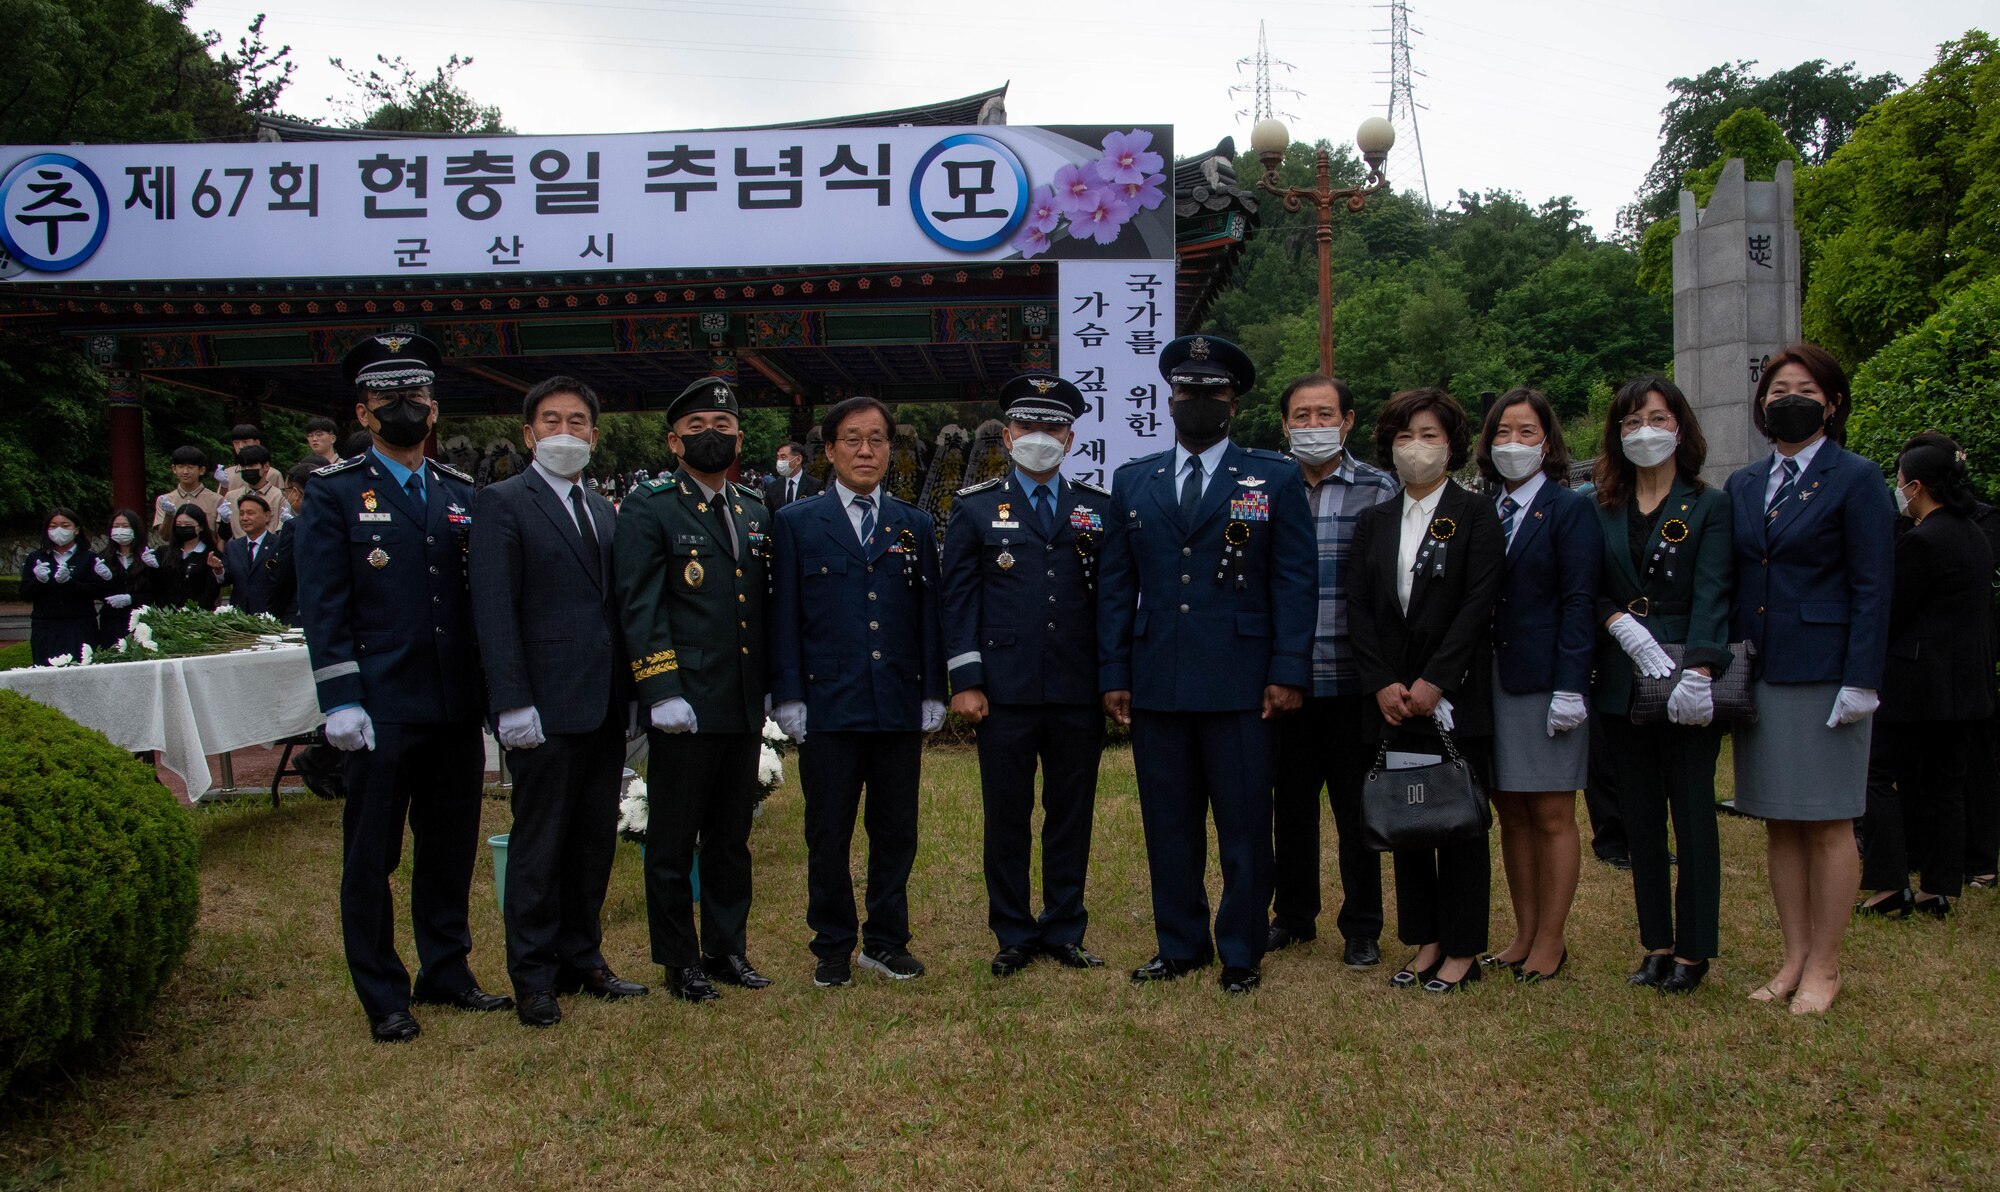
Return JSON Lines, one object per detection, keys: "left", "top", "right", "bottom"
{"left": 1070, "top": 188, "right": 1136, "bottom": 245}
{"left": 1010, "top": 220, "right": 1051, "bottom": 258}
{"left": 1116, "top": 171, "right": 1168, "bottom": 211}
{"left": 1093, "top": 129, "right": 1164, "bottom": 185}
{"left": 1023, "top": 185, "right": 1062, "bottom": 234}
{"left": 1051, "top": 163, "right": 1102, "bottom": 218}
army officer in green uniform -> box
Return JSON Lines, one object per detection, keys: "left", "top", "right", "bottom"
{"left": 612, "top": 378, "right": 774, "bottom": 1003}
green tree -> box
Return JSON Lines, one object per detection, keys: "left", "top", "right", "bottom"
{"left": 329, "top": 53, "right": 509, "bottom": 134}
{"left": 1635, "top": 107, "right": 1805, "bottom": 296}
{"left": 1494, "top": 245, "right": 1672, "bottom": 418}
{"left": 1844, "top": 274, "right": 2000, "bottom": 494}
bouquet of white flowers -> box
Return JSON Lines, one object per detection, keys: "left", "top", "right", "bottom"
{"left": 616, "top": 770, "right": 649, "bottom": 843}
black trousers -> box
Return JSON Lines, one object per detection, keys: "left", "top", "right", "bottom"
{"left": 1130, "top": 709, "right": 1274, "bottom": 971}
{"left": 339, "top": 720, "right": 485, "bottom": 1019}
{"left": 1601, "top": 715, "right": 1722, "bottom": 959}
{"left": 30, "top": 615, "right": 95, "bottom": 667}
{"left": 1863, "top": 720, "right": 1969, "bottom": 898}
{"left": 1583, "top": 711, "right": 1628, "bottom": 860}
{"left": 799, "top": 731, "right": 922, "bottom": 960}
{"left": 1271, "top": 694, "right": 1382, "bottom": 943}
{"left": 502, "top": 716, "right": 622, "bottom": 995}
{"left": 974, "top": 702, "right": 1103, "bottom": 950}
{"left": 1967, "top": 713, "right": 2000, "bottom": 879}
{"left": 645, "top": 729, "right": 761, "bottom": 967}
{"left": 1383, "top": 728, "right": 1493, "bottom": 957}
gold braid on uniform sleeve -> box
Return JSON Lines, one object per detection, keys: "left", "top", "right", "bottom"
{"left": 631, "top": 649, "right": 678, "bottom": 681}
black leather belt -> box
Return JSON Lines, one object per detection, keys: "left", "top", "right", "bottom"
{"left": 1626, "top": 596, "right": 1690, "bottom": 618}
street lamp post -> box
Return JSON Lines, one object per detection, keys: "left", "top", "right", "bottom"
{"left": 1249, "top": 116, "right": 1396, "bottom": 375}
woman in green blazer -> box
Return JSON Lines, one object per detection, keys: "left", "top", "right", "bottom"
{"left": 1591, "top": 377, "right": 1734, "bottom": 995}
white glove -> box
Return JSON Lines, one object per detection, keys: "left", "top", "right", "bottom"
{"left": 53, "top": 563, "right": 71, "bottom": 584}
{"left": 650, "top": 696, "right": 698, "bottom": 734}
{"left": 326, "top": 706, "right": 376, "bottom": 752}
{"left": 1434, "top": 698, "right": 1456, "bottom": 733}
{"left": 31, "top": 561, "right": 50, "bottom": 582}
{"left": 140, "top": 547, "right": 159, "bottom": 568}
{"left": 1666, "top": 670, "right": 1714, "bottom": 726}
{"left": 93, "top": 557, "right": 112, "bottom": 581}
{"left": 1607, "top": 614, "right": 1675, "bottom": 679}
{"left": 625, "top": 702, "right": 642, "bottom": 741}
{"left": 104, "top": 593, "right": 132, "bottom": 609}
{"left": 921, "top": 699, "right": 947, "bottom": 733}
{"left": 156, "top": 494, "right": 174, "bottom": 513}
{"left": 497, "top": 705, "right": 545, "bottom": 750}
{"left": 1827, "top": 686, "right": 1880, "bottom": 728}
{"left": 216, "top": 501, "right": 232, "bottom": 523}
{"left": 774, "top": 700, "right": 808, "bottom": 743}
{"left": 1546, "top": 691, "right": 1588, "bottom": 736}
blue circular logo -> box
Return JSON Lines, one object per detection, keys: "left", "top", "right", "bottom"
{"left": 908, "top": 134, "right": 1028, "bottom": 253}
{"left": 0, "top": 153, "right": 110, "bottom": 272}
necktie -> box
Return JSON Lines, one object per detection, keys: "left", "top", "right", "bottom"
{"left": 854, "top": 493, "right": 875, "bottom": 546}
{"left": 1767, "top": 457, "right": 1800, "bottom": 517}
{"left": 404, "top": 473, "right": 424, "bottom": 507}
{"left": 1034, "top": 484, "right": 1056, "bottom": 536}
{"left": 1499, "top": 496, "right": 1519, "bottom": 543}
{"left": 569, "top": 484, "right": 602, "bottom": 580}
{"left": 248, "top": 538, "right": 261, "bottom": 567}
{"left": 709, "top": 490, "right": 736, "bottom": 558}
{"left": 787, "top": 478, "right": 796, "bottom": 504}
{"left": 1180, "top": 456, "right": 1203, "bottom": 522}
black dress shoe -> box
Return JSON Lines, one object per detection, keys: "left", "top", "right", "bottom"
{"left": 1479, "top": 952, "right": 1525, "bottom": 972}
{"left": 667, "top": 965, "right": 720, "bottom": 1003}
{"left": 1517, "top": 948, "right": 1568, "bottom": 984}
{"left": 1596, "top": 852, "right": 1633, "bottom": 871}
{"left": 1390, "top": 955, "right": 1444, "bottom": 989}
{"left": 813, "top": 957, "right": 852, "bottom": 988}
{"left": 1265, "top": 923, "right": 1315, "bottom": 952}
{"left": 1658, "top": 958, "right": 1709, "bottom": 995}
{"left": 368, "top": 1009, "right": 420, "bottom": 1043}
{"left": 1219, "top": 966, "right": 1261, "bottom": 994}
{"left": 1421, "top": 962, "right": 1482, "bottom": 994}
{"left": 516, "top": 990, "right": 561, "bottom": 1028}
{"left": 1627, "top": 954, "right": 1675, "bottom": 987}
{"left": 1342, "top": 938, "right": 1381, "bottom": 968}
{"left": 411, "top": 983, "right": 514, "bottom": 1013}
{"left": 858, "top": 944, "right": 926, "bottom": 980}
{"left": 992, "top": 944, "right": 1037, "bottom": 977}
{"left": 557, "top": 966, "right": 649, "bottom": 1000}
{"left": 1913, "top": 894, "right": 1953, "bottom": 920}
{"left": 1856, "top": 888, "right": 1914, "bottom": 918}
{"left": 1130, "top": 955, "right": 1208, "bottom": 983}
{"left": 1043, "top": 941, "right": 1105, "bottom": 969}
{"left": 704, "top": 954, "right": 773, "bottom": 989}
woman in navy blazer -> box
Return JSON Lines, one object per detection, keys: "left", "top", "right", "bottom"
{"left": 1475, "top": 389, "right": 1602, "bottom": 984}
{"left": 1725, "top": 342, "right": 1895, "bottom": 1016}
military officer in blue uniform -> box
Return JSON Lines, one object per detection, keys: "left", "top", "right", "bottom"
{"left": 298, "top": 331, "right": 512, "bottom": 1042}
{"left": 769, "top": 395, "right": 947, "bottom": 988}
{"left": 1097, "top": 334, "right": 1318, "bottom": 993}
{"left": 941, "top": 373, "right": 1111, "bottom": 977}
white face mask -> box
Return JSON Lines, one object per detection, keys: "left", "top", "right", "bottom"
{"left": 532, "top": 432, "right": 592, "bottom": 479}
{"left": 1286, "top": 426, "right": 1344, "bottom": 466}
{"left": 109, "top": 526, "right": 135, "bottom": 545}
{"left": 1392, "top": 440, "right": 1449, "bottom": 487}
{"left": 1490, "top": 441, "right": 1545, "bottom": 483}
{"left": 1620, "top": 426, "right": 1678, "bottom": 468}
{"left": 1008, "top": 431, "right": 1067, "bottom": 475}
{"left": 48, "top": 527, "right": 75, "bottom": 547}
{"left": 776, "top": 456, "right": 799, "bottom": 478}
{"left": 1894, "top": 481, "right": 1913, "bottom": 515}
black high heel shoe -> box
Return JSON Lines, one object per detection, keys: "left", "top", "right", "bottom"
{"left": 1913, "top": 894, "right": 1953, "bottom": 920}
{"left": 1657, "top": 958, "right": 1709, "bottom": 995}
{"left": 1479, "top": 952, "right": 1526, "bottom": 972}
{"left": 1390, "top": 955, "right": 1444, "bottom": 989}
{"left": 1518, "top": 948, "right": 1568, "bottom": 984}
{"left": 1627, "top": 954, "right": 1674, "bottom": 987}
{"left": 1855, "top": 888, "right": 1913, "bottom": 919}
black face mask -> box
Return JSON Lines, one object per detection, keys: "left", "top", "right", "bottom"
{"left": 240, "top": 468, "right": 262, "bottom": 487}
{"left": 370, "top": 396, "right": 433, "bottom": 448}
{"left": 1764, "top": 395, "right": 1827, "bottom": 445}
{"left": 680, "top": 428, "right": 739, "bottom": 474}
{"left": 1170, "top": 395, "right": 1233, "bottom": 450}
{"left": 172, "top": 525, "right": 199, "bottom": 543}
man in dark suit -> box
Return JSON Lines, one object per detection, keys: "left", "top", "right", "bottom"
{"left": 220, "top": 491, "right": 279, "bottom": 615}
{"left": 940, "top": 374, "right": 1110, "bottom": 977}
{"left": 297, "top": 331, "right": 512, "bottom": 1043}
{"left": 471, "top": 375, "right": 648, "bottom": 1028}
{"left": 762, "top": 441, "right": 823, "bottom": 512}
{"left": 770, "top": 396, "right": 946, "bottom": 988}
{"left": 612, "top": 378, "right": 774, "bottom": 1003}
{"left": 1098, "top": 335, "right": 1317, "bottom": 994}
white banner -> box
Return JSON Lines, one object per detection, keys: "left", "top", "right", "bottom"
{"left": 0, "top": 125, "right": 1173, "bottom": 282}
{"left": 1059, "top": 258, "right": 1176, "bottom": 486}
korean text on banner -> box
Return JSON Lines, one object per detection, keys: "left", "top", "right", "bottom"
{"left": 1059, "top": 259, "right": 1176, "bottom": 488}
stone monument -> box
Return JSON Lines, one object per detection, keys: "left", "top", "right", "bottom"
{"left": 1671, "top": 158, "right": 1802, "bottom": 483}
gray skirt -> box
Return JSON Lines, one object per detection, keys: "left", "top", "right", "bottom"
{"left": 1731, "top": 680, "right": 1872, "bottom": 820}
{"left": 1489, "top": 673, "right": 1589, "bottom": 793}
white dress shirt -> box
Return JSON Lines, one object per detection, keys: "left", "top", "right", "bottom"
{"left": 1396, "top": 484, "right": 1447, "bottom": 613}
{"left": 1763, "top": 434, "right": 1826, "bottom": 506}
{"left": 532, "top": 459, "right": 588, "bottom": 533}
{"left": 1496, "top": 471, "right": 1545, "bottom": 550}
{"left": 833, "top": 478, "right": 884, "bottom": 545}
{"left": 1172, "top": 437, "right": 1232, "bottom": 503}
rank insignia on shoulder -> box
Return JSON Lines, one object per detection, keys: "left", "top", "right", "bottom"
{"left": 315, "top": 455, "right": 364, "bottom": 476}
{"left": 957, "top": 477, "right": 1003, "bottom": 497}
{"left": 645, "top": 477, "right": 678, "bottom": 491}
{"left": 432, "top": 460, "right": 474, "bottom": 485}
{"left": 1073, "top": 479, "right": 1111, "bottom": 497}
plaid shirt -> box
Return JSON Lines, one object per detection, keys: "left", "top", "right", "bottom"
{"left": 1302, "top": 453, "right": 1400, "bottom": 696}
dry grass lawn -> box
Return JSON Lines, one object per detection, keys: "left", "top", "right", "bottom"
{"left": 3, "top": 742, "right": 1997, "bottom": 1189}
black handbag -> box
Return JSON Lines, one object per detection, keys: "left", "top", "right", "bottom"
{"left": 1360, "top": 720, "right": 1491, "bottom": 853}
{"left": 1629, "top": 642, "right": 1757, "bottom": 724}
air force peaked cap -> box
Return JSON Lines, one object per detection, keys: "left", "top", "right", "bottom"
{"left": 1159, "top": 334, "right": 1254, "bottom": 392}
{"left": 342, "top": 331, "right": 442, "bottom": 392}
{"left": 999, "top": 372, "right": 1088, "bottom": 426}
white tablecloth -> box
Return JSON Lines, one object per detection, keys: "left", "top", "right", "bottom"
{"left": 0, "top": 645, "right": 323, "bottom": 801}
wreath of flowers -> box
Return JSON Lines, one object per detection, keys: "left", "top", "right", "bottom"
{"left": 1661, "top": 518, "right": 1689, "bottom": 544}
{"left": 1427, "top": 516, "right": 1457, "bottom": 543}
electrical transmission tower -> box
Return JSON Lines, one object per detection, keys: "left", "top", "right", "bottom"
{"left": 1231, "top": 21, "right": 1303, "bottom": 126}
{"left": 1374, "top": 0, "right": 1432, "bottom": 209}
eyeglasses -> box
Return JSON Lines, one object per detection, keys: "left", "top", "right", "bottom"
{"left": 1619, "top": 412, "right": 1677, "bottom": 433}
{"left": 836, "top": 435, "right": 891, "bottom": 452}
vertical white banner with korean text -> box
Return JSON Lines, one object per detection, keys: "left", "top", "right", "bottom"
{"left": 1057, "top": 259, "right": 1176, "bottom": 489}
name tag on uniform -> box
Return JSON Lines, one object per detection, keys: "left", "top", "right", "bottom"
{"left": 991, "top": 520, "right": 1020, "bottom": 530}
{"left": 358, "top": 511, "right": 392, "bottom": 522}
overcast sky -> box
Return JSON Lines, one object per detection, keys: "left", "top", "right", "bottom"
{"left": 185, "top": 0, "right": 1988, "bottom": 235}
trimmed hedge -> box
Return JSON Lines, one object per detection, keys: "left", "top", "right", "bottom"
{"left": 1847, "top": 275, "right": 2000, "bottom": 494}
{"left": 0, "top": 690, "right": 199, "bottom": 1096}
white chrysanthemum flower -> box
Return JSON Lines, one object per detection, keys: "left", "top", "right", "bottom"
{"left": 757, "top": 744, "right": 783, "bottom": 790}
{"left": 45, "top": 654, "right": 73, "bottom": 668}
{"left": 77, "top": 644, "right": 92, "bottom": 665}
{"left": 132, "top": 622, "right": 155, "bottom": 647}
{"left": 761, "top": 717, "right": 786, "bottom": 744}
{"left": 617, "top": 782, "right": 649, "bottom": 837}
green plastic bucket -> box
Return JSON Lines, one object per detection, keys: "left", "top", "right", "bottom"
{"left": 489, "top": 833, "right": 509, "bottom": 912}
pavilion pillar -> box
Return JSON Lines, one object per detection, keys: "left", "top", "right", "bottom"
{"left": 94, "top": 342, "right": 148, "bottom": 513}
